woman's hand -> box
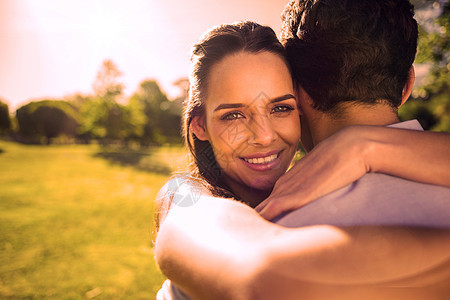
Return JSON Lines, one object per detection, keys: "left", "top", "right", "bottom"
{"left": 256, "top": 125, "right": 450, "bottom": 220}
{"left": 256, "top": 126, "right": 372, "bottom": 220}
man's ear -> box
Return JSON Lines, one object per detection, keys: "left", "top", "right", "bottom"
{"left": 191, "top": 116, "right": 209, "bottom": 141}
{"left": 400, "top": 66, "right": 415, "bottom": 107}
{"left": 296, "top": 85, "right": 315, "bottom": 107}
{"left": 293, "top": 85, "right": 303, "bottom": 116}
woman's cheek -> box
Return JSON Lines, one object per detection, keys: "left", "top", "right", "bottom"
{"left": 276, "top": 116, "right": 301, "bottom": 145}
{"left": 216, "top": 122, "right": 249, "bottom": 152}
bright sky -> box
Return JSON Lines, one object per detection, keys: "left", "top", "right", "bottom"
{"left": 0, "top": 0, "right": 290, "bottom": 110}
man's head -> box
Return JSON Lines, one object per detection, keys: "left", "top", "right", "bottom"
{"left": 281, "top": 0, "right": 418, "bottom": 114}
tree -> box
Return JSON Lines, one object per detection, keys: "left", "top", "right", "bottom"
{"left": 129, "top": 80, "right": 182, "bottom": 145}
{"left": 66, "top": 93, "right": 91, "bottom": 110}
{"left": 16, "top": 100, "right": 79, "bottom": 144}
{"left": 77, "top": 97, "right": 109, "bottom": 139}
{"left": 0, "top": 100, "right": 11, "bottom": 135}
{"left": 172, "top": 77, "right": 189, "bottom": 107}
{"left": 399, "top": 0, "right": 450, "bottom": 132}
{"left": 123, "top": 96, "right": 146, "bottom": 143}
{"left": 92, "top": 59, "right": 124, "bottom": 99}
{"left": 78, "top": 59, "right": 128, "bottom": 142}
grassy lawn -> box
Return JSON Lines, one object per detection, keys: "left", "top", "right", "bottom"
{"left": 0, "top": 140, "right": 188, "bottom": 299}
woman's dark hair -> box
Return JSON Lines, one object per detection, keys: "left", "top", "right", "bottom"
{"left": 154, "top": 21, "right": 289, "bottom": 231}
{"left": 184, "top": 21, "right": 289, "bottom": 197}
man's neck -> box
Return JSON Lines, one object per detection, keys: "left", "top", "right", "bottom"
{"left": 308, "top": 103, "right": 400, "bottom": 146}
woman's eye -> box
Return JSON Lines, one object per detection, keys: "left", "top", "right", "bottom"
{"left": 221, "top": 112, "right": 244, "bottom": 121}
{"left": 272, "top": 105, "right": 294, "bottom": 113}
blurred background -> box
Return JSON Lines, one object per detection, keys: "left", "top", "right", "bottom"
{"left": 0, "top": 0, "right": 448, "bottom": 299}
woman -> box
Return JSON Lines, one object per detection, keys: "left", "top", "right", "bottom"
{"left": 155, "top": 21, "right": 302, "bottom": 230}
{"left": 155, "top": 21, "right": 450, "bottom": 299}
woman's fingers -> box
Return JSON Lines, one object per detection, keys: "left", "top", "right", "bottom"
{"left": 258, "top": 194, "right": 309, "bottom": 220}
{"left": 257, "top": 196, "right": 286, "bottom": 220}
{"left": 254, "top": 199, "right": 268, "bottom": 213}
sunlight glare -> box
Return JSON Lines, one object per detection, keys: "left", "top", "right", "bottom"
{"left": 81, "top": 1, "right": 131, "bottom": 54}
{"left": 86, "top": 9, "right": 126, "bottom": 50}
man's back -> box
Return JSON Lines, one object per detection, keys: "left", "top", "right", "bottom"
{"left": 276, "top": 172, "right": 450, "bottom": 228}
{"left": 277, "top": 121, "right": 450, "bottom": 229}
{"left": 276, "top": 120, "right": 450, "bottom": 228}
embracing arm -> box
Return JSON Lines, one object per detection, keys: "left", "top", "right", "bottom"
{"left": 257, "top": 126, "right": 450, "bottom": 219}
{"left": 155, "top": 194, "right": 450, "bottom": 300}
{"left": 360, "top": 126, "right": 450, "bottom": 186}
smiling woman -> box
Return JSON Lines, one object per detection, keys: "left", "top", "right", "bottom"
{"left": 168, "top": 21, "right": 302, "bottom": 208}
{"left": 191, "top": 51, "right": 300, "bottom": 207}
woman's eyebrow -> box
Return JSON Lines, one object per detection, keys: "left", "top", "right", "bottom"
{"left": 214, "top": 103, "right": 246, "bottom": 112}
{"left": 271, "top": 94, "right": 296, "bottom": 103}
{"left": 213, "top": 94, "right": 296, "bottom": 112}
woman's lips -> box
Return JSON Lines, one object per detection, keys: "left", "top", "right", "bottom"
{"left": 242, "top": 153, "right": 278, "bottom": 164}
{"left": 239, "top": 150, "right": 282, "bottom": 171}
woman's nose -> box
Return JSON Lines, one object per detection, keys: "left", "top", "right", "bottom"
{"left": 247, "top": 115, "right": 277, "bottom": 146}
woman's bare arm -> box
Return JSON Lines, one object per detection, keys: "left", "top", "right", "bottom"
{"left": 154, "top": 192, "right": 450, "bottom": 300}
{"left": 364, "top": 126, "right": 450, "bottom": 186}
{"left": 257, "top": 126, "right": 450, "bottom": 219}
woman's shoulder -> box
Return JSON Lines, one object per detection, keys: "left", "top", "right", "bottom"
{"left": 156, "top": 175, "right": 193, "bottom": 206}
{"left": 156, "top": 175, "right": 205, "bottom": 226}
{"left": 155, "top": 176, "right": 185, "bottom": 227}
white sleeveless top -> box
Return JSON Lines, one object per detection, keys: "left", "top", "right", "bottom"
{"left": 156, "top": 279, "right": 192, "bottom": 300}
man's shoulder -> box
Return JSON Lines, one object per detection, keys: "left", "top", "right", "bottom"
{"left": 275, "top": 173, "right": 450, "bottom": 228}
{"left": 388, "top": 119, "right": 423, "bottom": 131}
{"left": 351, "top": 172, "right": 450, "bottom": 199}
{"left": 307, "top": 172, "right": 450, "bottom": 206}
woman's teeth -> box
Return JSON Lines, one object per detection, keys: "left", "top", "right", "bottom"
{"left": 243, "top": 154, "right": 278, "bottom": 164}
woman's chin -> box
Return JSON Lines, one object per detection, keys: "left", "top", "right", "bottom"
{"left": 247, "top": 177, "right": 277, "bottom": 193}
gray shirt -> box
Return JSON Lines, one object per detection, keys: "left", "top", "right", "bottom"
{"left": 275, "top": 120, "right": 450, "bottom": 228}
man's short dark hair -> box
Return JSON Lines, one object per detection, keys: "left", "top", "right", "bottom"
{"left": 281, "top": 0, "right": 418, "bottom": 113}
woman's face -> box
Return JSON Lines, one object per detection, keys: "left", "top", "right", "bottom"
{"left": 193, "top": 51, "right": 301, "bottom": 193}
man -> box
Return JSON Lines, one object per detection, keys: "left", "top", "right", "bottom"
{"left": 256, "top": 0, "right": 450, "bottom": 225}
{"left": 155, "top": 1, "right": 450, "bottom": 299}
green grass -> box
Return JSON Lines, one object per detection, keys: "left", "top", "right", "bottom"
{"left": 0, "top": 140, "right": 188, "bottom": 299}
